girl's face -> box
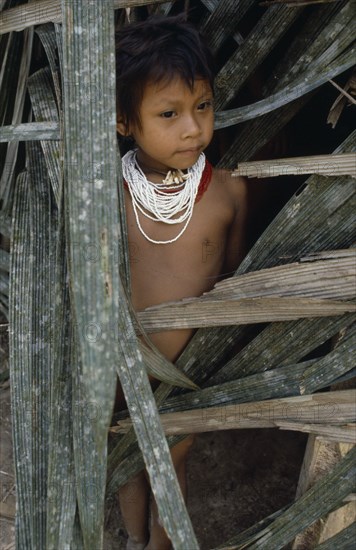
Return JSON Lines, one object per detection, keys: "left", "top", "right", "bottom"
{"left": 117, "top": 77, "right": 214, "bottom": 173}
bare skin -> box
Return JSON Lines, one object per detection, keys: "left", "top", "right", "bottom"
{"left": 116, "top": 77, "right": 248, "bottom": 549}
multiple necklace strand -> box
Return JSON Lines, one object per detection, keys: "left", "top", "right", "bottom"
{"left": 122, "top": 150, "right": 206, "bottom": 244}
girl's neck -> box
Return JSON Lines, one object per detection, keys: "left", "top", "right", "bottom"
{"left": 135, "top": 156, "right": 189, "bottom": 186}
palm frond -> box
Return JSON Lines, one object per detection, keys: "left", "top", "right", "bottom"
{"left": 114, "top": 389, "right": 356, "bottom": 435}
{"left": 60, "top": 1, "right": 198, "bottom": 546}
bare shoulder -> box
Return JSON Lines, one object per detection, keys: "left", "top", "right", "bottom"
{"left": 211, "top": 167, "right": 248, "bottom": 213}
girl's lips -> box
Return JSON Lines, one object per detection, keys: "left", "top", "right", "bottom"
{"left": 176, "top": 147, "right": 201, "bottom": 155}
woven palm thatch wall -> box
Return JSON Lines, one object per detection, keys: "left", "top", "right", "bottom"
{"left": 0, "top": 0, "right": 355, "bottom": 548}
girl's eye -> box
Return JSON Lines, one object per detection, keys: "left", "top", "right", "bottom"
{"left": 160, "top": 111, "right": 176, "bottom": 118}
{"left": 198, "top": 100, "right": 214, "bottom": 110}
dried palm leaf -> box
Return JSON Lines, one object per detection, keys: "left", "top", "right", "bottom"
{"left": 113, "top": 390, "right": 356, "bottom": 434}
{"left": 158, "top": 329, "right": 354, "bottom": 414}
{"left": 265, "top": 0, "right": 351, "bottom": 92}
{"left": 200, "top": 0, "right": 245, "bottom": 45}
{"left": 0, "top": 26, "right": 33, "bottom": 208}
{"left": 61, "top": 1, "right": 198, "bottom": 547}
{"left": 35, "top": 24, "right": 62, "bottom": 108}
{"left": 260, "top": 0, "right": 343, "bottom": 5}
{"left": 232, "top": 153, "right": 356, "bottom": 178}
{"left": 0, "top": 0, "right": 172, "bottom": 35}
{"left": 0, "top": 248, "right": 8, "bottom": 270}
{"left": 327, "top": 70, "right": 356, "bottom": 128}
{"left": 215, "top": 45, "right": 355, "bottom": 128}
{"left": 46, "top": 197, "right": 77, "bottom": 549}
{"left": 139, "top": 296, "right": 356, "bottom": 332}
{"left": 207, "top": 249, "right": 356, "bottom": 300}
{"left": 200, "top": 0, "right": 253, "bottom": 53}
{"left": 9, "top": 138, "right": 57, "bottom": 547}
{"left": 0, "top": 212, "right": 11, "bottom": 236}
{"left": 148, "top": 1, "right": 174, "bottom": 16}
{"left": 8, "top": 171, "right": 32, "bottom": 548}
{"left": 0, "top": 121, "right": 59, "bottom": 142}
{"left": 219, "top": 1, "right": 344, "bottom": 165}
{"left": 27, "top": 66, "right": 61, "bottom": 204}
{"left": 214, "top": 4, "right": 303, "bottom": 110}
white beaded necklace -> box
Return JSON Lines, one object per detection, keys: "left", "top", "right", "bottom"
{"left": 122, "top": 150, "right": 206, "bottom": 244}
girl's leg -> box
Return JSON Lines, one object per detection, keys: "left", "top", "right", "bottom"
{"left": 115, "top": 378, "right": 153, "bottom": 548}
{"left": 145, "top": 434, "right": 195, "bottom": 550}
{"left": 118, "top": 470, "right": 150, "bottom": 549}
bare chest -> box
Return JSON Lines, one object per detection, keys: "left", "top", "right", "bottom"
{"left": 124, "top": 188, "right": 234, "bottom": 309}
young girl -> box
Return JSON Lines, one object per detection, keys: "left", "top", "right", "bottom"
{"left": 115, "top": 15, "right": 248, "bottom": 550}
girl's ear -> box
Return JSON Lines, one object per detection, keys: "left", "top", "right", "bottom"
{"left": 116, "top": 118, "right": 129, "bottom": 137}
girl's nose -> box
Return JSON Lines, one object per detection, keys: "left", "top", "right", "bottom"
{"left": 181, "top": 114, "right": 201, "bottom": 139}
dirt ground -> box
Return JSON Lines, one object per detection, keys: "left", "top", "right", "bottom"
{"left": 102, "top": 429, "right": 306, "bottom": 549}
{"left": 0, "top": 322, "right": 307, "bottom": 549}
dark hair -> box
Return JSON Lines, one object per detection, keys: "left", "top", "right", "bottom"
{"left": 115, "top": 14, "right": 215, "bottom": 132}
